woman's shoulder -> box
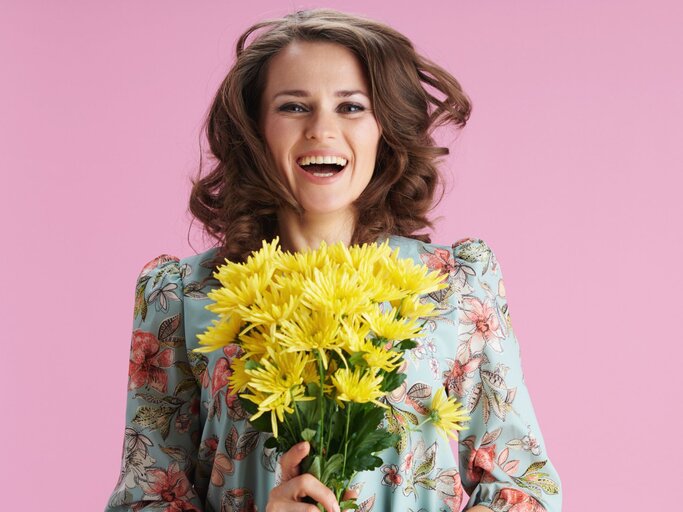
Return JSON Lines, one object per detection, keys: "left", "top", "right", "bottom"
{"left": 135, "top": 246, "right": 221, "bottom": 289}
{"left": 388, "top": 234, "right": 497, "bottom": 264}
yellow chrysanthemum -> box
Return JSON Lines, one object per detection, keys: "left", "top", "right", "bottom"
{"left": 242, "top": 348, "right": 315, "bottom": 438}
{"left": 363, "top": 307, "right": 426, "bottom": 342}
{"left": 429, "top": 387, "right": 470, "bottom": 440}
{"left": 382, "top": 252, "right": 448, "bottom": 297}
{"left": 205, "top": 271, "right": 271, "bottom": 314}
{"left": 228, "top": 356, "right": 250, "bottom": 394}
{"left": 276, "top": 245, "right": 330, "bottom": 277}
{"left": 236, "top": 286, "right": 300, "bottom": 327}
{"left": 240, "top": 238, "right": 282, "bottom": 276}
{"left": 326, "top": 239, "right": 392, "bottom": 275}
{"left": 275, "top": 310, "right": 346, "bottom": 368}
{"left": 331, "top": 367, "right": 387, "bottom": 407}
{"left": 342, "top": 321, "right": 402, "bottom": 372}
{"left": 243, "top": 387, "right": 311, "bottom": 438}
{"left": 301, "top": 266, "right": 378, "bottom": 318}
{"left": 194, "top": 315, "right": 242, "bottom": 353}
{"left": 245, "top": 348, "right": 310, "bottom": 395}
{"left": 237, "top": 329, "right": 278, "bottom": 359}
{"left": 398, "top": 297, "right": 440, "bottom": 320}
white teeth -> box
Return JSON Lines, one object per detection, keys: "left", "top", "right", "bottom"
{"left": 311, "top": 172, "right": 335, "bottom": 177}
{"left": 297, "top": 155, "right": 348, "bottom": 166}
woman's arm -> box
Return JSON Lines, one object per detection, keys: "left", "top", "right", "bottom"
{"left": 105, "top": 255, "right": 203, "bottom": 511}
{"left": 449, "top": 239, "right": 562, "bottom": 511}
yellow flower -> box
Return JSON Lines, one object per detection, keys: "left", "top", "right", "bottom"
{"left": 397, "top": 297, "right": 440, "bottom": 320}
{"left": 236, "top": 286, "right": 300, "bottom": 328}
{"left": 327, "top": 239, "right": 392, "bottom": 275}
{"left": 242, "top": 348, "right": 315, "bottom": 438}
{"left": 205, "top": 272, "right": 271, "bottom": 314}
{"left": 342, "top": 322, "right": 402, "bottom": 372}
{"left": 331, "top": 367, "right": 387, "bottom": 407}
{"left": 275, "top": 310, "right": 346, "bottom": 369}
{"left": 382, "top": 251, "right": 448, "bottom": 297}
{"left": 228, "top": 356, "right": 250, "bottom": 394}
{"left": 276, "top": 244, "right": 330, "bottom": 277}
{"left": 429, "top": 387, "right": 470, "bottom": 440}
{"left": 193, "top": 315, "right": 242, "bottom": 353}
{"left": 301, "top": 266, "right": 377, "bottom": 318}
{"left": 363, "top": 307, "right": 426, "bottom": 342}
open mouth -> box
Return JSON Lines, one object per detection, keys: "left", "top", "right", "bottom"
{"left": 297, "top": 162, "right": 348, "bottom": 178}
{"left": 297, "top": 156, "right": 348, "bottom": 178}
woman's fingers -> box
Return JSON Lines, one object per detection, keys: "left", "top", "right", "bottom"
{"left": 278, "top": 441, "right": 310, "bottom": 482}
{"left": 341, "top": 488, "right": 359, "bottom": 512}
{"left": 269, "top": 473, "right": 340, "bottom": 512}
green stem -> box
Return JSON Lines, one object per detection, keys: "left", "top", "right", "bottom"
{"left": 294, "top": 399, "right": 304, "bottom": 434}
{"left": 341, "top": 402, "right": 351, "bottom": 477}
{"left": 283, "top": 414, "right": 297, "bottom": 443}
{"left": 317, "top": 350, "right": 325, "bottom": 453}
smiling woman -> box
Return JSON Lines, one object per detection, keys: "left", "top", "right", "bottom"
{"left": 188, "top": 8, "right": 471, "bottom": 268}
{"left": 105, "top": 8, "right": 561, "bottom": 512}
{"left": 259, "top": 40, "right": 383, "bottom": 247}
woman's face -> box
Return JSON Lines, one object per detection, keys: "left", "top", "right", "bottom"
{"left": 259, "top": 40, "right": 382, "bottom": 217}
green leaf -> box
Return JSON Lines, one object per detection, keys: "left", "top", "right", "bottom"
{"left": 415, "top": 477, "right": 436, "bottom": 490}
{"left": 132, "top": 405, "right": 175, "bottom": 440}
{"left": 348, "top": 352, "right": 369, "bottom": 369}
{"left": 413, "top": 442, "right": 436, "bottom": 478}
{"left": 133, "top": 393, "right": 183, "bottom": 407}
{"left": 245, "top": 360, "right": 261, "bottom": 370}
{"left": 339, "top": 500, "right": 358, "bottom": 510}
{"left": 174, "top": 378, "right": 198, "bottom": 397}
{"left": 321, "top": 454, "right": 344, "bottom": 485}
{"left": 264, "top": 436, "right": 278, "bottom": 449}
{"left": 306, "top": 455, "right": 322, "bottom": 480}
{"left": 301, "top": 428, "right": 317, "bottom": 442}
{"left": 380, "top": 369, "right": 407, "bottom": 392}
{"left": 523, "top": 460, "right": 548, "bottom": 475}
{"left": 396, "top": 339, "right": 418, "bottom": 350}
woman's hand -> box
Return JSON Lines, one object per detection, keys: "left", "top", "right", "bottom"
{"left": 266, "top": 441, "right": 358, "bottom": 512}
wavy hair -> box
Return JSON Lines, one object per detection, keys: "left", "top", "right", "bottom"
{"left": 189, "top": 8, "right": 472, "bottom": 266}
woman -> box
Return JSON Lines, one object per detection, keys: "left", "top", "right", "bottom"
{"left": 105, "top": 8, "right": 561, "bottom": 512}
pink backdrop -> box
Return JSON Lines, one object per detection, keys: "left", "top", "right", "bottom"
{"left": 2, "top": 1, "right": 681, "bottom": 510}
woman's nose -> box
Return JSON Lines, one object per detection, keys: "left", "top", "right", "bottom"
{"left": 304, "top": 109, "right": 338, "bottom": 140}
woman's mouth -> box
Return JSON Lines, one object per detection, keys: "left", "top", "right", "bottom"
{"left": 297, "top": 156, "right": 348, "bottom": 178}
{"left": 297, "top": 162, "right": 347, "bottom": 177}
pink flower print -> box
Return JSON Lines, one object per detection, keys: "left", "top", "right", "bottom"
{"left": 141, "top": 462, "right": 198, "bottom": 510}
{"left": 400, "top": 452, "right": 414, "bottom": 473}
{"left": 461, "top": 296, "right": 504, "bottom": 353}
{"left": 381, "top": 464, "right": 403, "bottom": 488}
{"left": 211, "top": 358, "right": 232, "bottom": 398}
{"left": 467, "top": 444, "right": 496, "bottom": 483}
{"left": 128, "top": 330, "right": 174, "bottom": 393}
{"left": 444, "top": 355, "right": 483, "bottom": 397}
{"left": 139, "top": 255, "right": 179, "bottom": 278}
{"left": 493, "top": 488, "right": 544, "bottom": 512}
{"left": 421, "top": 248, "right": 458, "bottom": 277}
{"left": 522, "top": 432, "right": 541, "bottom": 456}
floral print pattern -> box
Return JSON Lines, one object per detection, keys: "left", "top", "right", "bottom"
{"left": 106, "top": 237, "right": 561, "bottom": 511}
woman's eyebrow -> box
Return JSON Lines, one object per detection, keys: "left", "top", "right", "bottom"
{"left": 272, "top": 89, "right": 369, "bottom": 100}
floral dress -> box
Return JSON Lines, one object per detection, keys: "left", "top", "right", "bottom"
{"left": 105, "top": 235, "right": 562, "bottom": 512}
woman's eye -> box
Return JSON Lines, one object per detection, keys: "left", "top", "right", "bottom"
{"left": 279, "top": 103, "right": 306, "bottom": 113}
{"left": 340, "top": 103, "right": 365, "bottom": 113}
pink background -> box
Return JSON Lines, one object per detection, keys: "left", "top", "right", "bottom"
{"left": 2, "top": 1, "right": 681, "bottom": 510}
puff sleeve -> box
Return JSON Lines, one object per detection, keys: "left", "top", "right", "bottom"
{"left": 105, "top": 255, "right": 203, "bottom": 512}
{"left": 447, "top": 239, "right": 562, "bottom": 511}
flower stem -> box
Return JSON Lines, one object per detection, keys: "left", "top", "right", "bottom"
{"left": 317, "top": 350, "right": 325, "bottom": 453}
{"left": 341, "top": 402, "right": 351, "bottom": 477}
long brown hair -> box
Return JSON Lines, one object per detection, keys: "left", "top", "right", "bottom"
{"left": 189, "top": 8, "right": 471, "bottom": 267}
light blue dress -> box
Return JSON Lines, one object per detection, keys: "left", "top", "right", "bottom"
{"left": 105, "top": 235, "right": 562, "bottom": 511}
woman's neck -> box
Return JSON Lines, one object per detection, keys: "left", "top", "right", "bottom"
{"left": 276, "top": 208, "right": 356, "bottom": 252}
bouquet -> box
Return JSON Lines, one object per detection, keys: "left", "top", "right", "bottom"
{"left": 193, "top": 238, "right": 470, "bottom": 509}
